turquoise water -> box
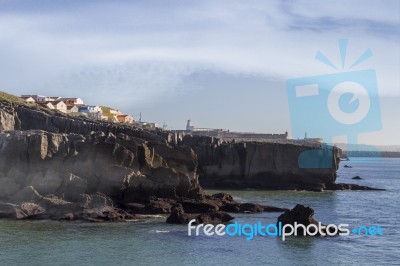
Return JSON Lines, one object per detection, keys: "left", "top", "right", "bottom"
{"left": 0, "top": 158, "right": 399, "bottom": 265}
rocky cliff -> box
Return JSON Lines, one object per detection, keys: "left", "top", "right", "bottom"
{"left": 0, "top": 98, "right": 291, "bottom": 221}
{"left": 181, "top": 135, "right": 342, "bottom": 191}
{"left": 0, "top": 96, "right": 376, "bottom": 221}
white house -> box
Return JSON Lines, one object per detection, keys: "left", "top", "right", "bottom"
{"left": 38, "top": 102, "right": 55, "bottom": 110}
{"left": 52, "top": 101, "right": 67, "bottom": 113}
{"left": 21, "top": 95, "right": 52, "bottom": 103}
{"left": 60, "top": 97, "right": 85, "bottom": 107}
{"left": 19, "top": 96, "right": 35, "bottom": 103}
{"left": 67, "top": 106, "right": 79, "bottom": 113}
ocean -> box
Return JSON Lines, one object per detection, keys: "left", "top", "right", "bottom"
{"left": 0, "top": 158, "right": 399, "bottom": 266}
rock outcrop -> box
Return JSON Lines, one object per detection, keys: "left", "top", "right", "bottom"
{"left": 0, "top": 128, "right": 206, "bottom": 220}
{"left": 182, "top": 135, "right": 342, "bottom": 191}
{"left": 277, "top": 204, "right": 337, "bottom": 237}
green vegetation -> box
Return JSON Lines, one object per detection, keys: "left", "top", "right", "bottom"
{"left": 0, "top": 91, "right": 25, "bottom": 104}
{"left": 0, "top": 91, "right": 51, "bottom": 112}
{"left": 100, "top": 106, "right": 115, "bottom": 121}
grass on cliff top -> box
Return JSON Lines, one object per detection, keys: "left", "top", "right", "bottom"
{"left": 0, "top": 91, "right": 52, "bottom": 112}
{"left": 0, "top": 91, "right": 25, "bottom": 104}
{"left": 100, "top": 106, "right": 115, "bottom": 121}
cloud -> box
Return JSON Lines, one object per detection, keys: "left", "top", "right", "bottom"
{"left": 0, "top": 0, "right": 399, "bottom": 105}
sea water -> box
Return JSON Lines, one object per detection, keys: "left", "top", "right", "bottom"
{"left": 0, "top": 158, "right": 399, "bottom": 266}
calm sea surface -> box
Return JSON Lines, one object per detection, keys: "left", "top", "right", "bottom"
{"left": 1, "top": 158, "right": 399, "bottom": 266}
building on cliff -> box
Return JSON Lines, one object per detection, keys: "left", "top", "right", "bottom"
{"left": 19, "top": 96, "right": 36, "bottom": 103}
{"left": 59, "top": 97, "right": 85, "bottom": 107}
{"left": 117, "top": 114, "right": 134, "bottom": 124}
{"left": 78, "top": 105, "right": 103, "bottom": 120}
{"left": 174, "top": 120, "right": 289, "bottom": 141}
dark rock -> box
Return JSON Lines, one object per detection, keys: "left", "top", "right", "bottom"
{"left": 344, "top": 165, "right": 353, "bottom": 168}
{"left": 238, "top": 203, "right": 265, "bottom": 213}
{"left": 166, "top": 205, "right": 195, "bottom": 224}
{"left": 178, "top": 199, "right": 219, "bottom": 213}
{"left": 211, "top": 192, "right": 234, "bottom": 202}
{"left": 219, "top": 202, "right": 241, "bottom": 212}
{"left": 144, "top": 198, "right": 176, "bottom": 214}
{"left": 325, "top": 183, "right": 383, "bottom": 191}
{"left": 0, "top": 100, "right": 330, "bottom": 222}
{"left": 123, "top": 203, "right": 146, "bottom": 213}
{"left": 277, "top": 204, "right": 339, "bottom": 237}
{"left": 352, "top": 176, "right": 362, "bottom": 180}
{"left": 196, "top": 211, "right": 234, "bottom": 224}
{"left": 277, "top": 204, "right": 320, "bottom": 237}
{"left": 166, "top": 205, "right": 234, "bottom": 225}
{"left": 184, "top": 135, "right": 341, "bottom": 191}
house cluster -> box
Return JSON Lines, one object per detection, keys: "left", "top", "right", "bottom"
{"left": 20, "top": 94, "right": 135, "bottom": 124}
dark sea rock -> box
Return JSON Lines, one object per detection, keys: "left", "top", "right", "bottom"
{"left": 344, "top": 165, "right": 353, "bottom": 168}
{"left": 166, "top": 205, "right": 234, "bottom": 225}
{"left": 166, "top": 205, "right": 195, "bottom": 224}
{"left": 277, "top": 204, "right": 336, "bottom": 236}
{"left": 277, "top": 204, "right": 316, "bottom": 229}
{"left": 325, "top": 183, "right": 383, "bottom": 190}
{"left": 352, "top": 176, "right": 362, "bottom": 180}
{"left": 196, "top": 211, "right": 234, "bottom": 224}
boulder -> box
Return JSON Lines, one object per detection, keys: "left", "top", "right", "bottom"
{"left": 166, "top": 205, "right": 195, "bottom": 224}
{"left": 178, "top": 199, "right": 219, "bottom": 213}
{"left": 166, "top": 205, "right": 234, "bottom": 224}
{"left": 196, "top": 212, "right": 234, "bottom": 224}
{"left": 277, "top": 204, "right": 336, "bottom": 237}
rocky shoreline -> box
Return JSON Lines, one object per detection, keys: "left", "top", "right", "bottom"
{"left": 0, "top": 98, "right": 382, "bottom": 222}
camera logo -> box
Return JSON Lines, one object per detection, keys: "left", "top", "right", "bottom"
{"left": 286, "top": 39, "right": 382, "bottom": 168}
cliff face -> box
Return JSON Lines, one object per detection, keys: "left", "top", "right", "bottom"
{"left": 0, "top": 99, "right": 342, "bottom": 196}
{"left": 0, "top": 100, "right": 206, "bottom": 220}
{"left": 0, "top": 130, "right": 201, "bottom": 202}
{"left": 182, "top": 136, "right": 341, "bottom": 191}
{"left": 13, "top": 104, "right": 181, "bottom": 145}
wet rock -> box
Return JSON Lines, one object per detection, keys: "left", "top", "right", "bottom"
{"left": 81, "top": 206, "right": 136, "bottom": 222}
{"left": 277, "top": 204, "right": 316, "bottom": 231}
{"left": 196, "top": 212, "right": 234, "bottom": 224}
{"left": 211, "top": 192, "right": 234, "bottom": 202}
{"left": 166, "top": 205, "right": 234, "bottom": 225}
{"left": 166, "top": 205, "right": 195, "bottom": 224}
{"left": 352, "top": 176, "right": 362, "bottom": 180}
{"left": 277, "top": 204, "right": 337, "bottom": 237}
{"left": 178, "top": 199, "right": 219, "bottom": 213}
{"left": 144, "top": 198, "right": 176, "bottom": 214}
{"left": 326, "top": 183, "right": 383, "bottom": 190}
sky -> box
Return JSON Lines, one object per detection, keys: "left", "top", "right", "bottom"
{"left": 0, "top": 0, "right": 399, "bottom": 145}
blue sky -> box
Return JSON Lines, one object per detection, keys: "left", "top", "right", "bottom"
{"left": 0, "top": 0, "right": 399, "bottom": 145}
